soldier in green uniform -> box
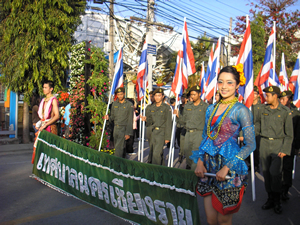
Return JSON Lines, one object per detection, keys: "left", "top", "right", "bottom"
{"left": 176, "top": 94, "right": 187, "bottom": 163}
{"left": 244, "top": 86, "right": 263, "bottom": 171}
{"left": 279, "top": 90, "right": 300, "bottom": 200}
{"left": 142, "top": 88, "right": 172, "bottom": 165}
{"left": 258, "top": 86, "right": 293, "bottom": 214}
{"left": 175, "top": 85, "right": 208, "bottom": 170}
{"left": 145, "top": 91, "right": 154, "bottom": 163}
{"left": 251, "top": 86, "right": 263, "bottom": 172}
{"left": 104, "top": 87, "right": 133, "bottom": 158}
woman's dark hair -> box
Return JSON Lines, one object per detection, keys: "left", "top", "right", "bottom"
{"left": 215, "top": 66, "right": 240, "bottom": 103}
{"left": 218, "top": 66, "right": 240, "bottom": 85}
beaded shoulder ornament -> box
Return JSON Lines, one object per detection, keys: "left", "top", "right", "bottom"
{"left": 207, "top": 97, "right": 238, "bottom": 140}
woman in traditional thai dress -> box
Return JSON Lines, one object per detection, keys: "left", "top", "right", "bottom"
{"left": 190, "top": 65, "right": 256, "bottom": 225}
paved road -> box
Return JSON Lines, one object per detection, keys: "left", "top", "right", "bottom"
{"left": 0, "top": 142, "right": 299, "bottom": 225}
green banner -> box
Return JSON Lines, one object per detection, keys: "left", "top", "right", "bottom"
{"left": 32, "top": 131, "right": 200, "bottom": 225}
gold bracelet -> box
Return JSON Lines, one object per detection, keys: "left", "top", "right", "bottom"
{"left": 235, "top": 155, "right": 243, "bottom": 160}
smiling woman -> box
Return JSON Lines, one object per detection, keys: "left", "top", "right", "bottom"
{"left": 190, "top": 65, "right": 256, "bottom": 225}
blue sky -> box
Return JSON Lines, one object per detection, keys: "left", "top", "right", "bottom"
{"left": 88, "top": 0, "right": 300, "bottom": 40}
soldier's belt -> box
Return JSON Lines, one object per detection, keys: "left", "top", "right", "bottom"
{"left": 261, "top": 136, "right": 284, "bottom": 140}
{"left": 115, "top": 124, "right": 126, "bottom": 127}
{"left": 187, "top": 128, "right": 201, "bottom": 133}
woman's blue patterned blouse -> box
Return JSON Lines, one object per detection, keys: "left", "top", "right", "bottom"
{"left": 190, "top": 102, "right": 256, "bottom": 176}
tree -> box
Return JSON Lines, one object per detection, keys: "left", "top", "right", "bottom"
{"left": 234, "top": 0, "right": 300, "bottom": 77}
{"left": 0, "top": 0, "right": 86, "bottom": 143}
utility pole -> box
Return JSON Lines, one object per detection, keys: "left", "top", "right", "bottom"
{"left": 147, "top": 0, "right": 155, "bottom": 92}
{"left": 228, "top": 17, "right": 233, "bottom": 66}
{"left": 130, "top": 0, "right": 173, "bottom": 91}
{"left": 109, "top": 0, "right": 114, "bottom": 80}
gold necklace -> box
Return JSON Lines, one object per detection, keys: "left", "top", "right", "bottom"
{"left": 220, "top": 97, "right": 237, "bottom": 104}
{"left": 207, "top": 97, "right": 238, "bottom": 140}
{"left": 44, "top": 95, "right": 53, "bottom": 102}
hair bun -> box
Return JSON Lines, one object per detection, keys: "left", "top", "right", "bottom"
{"left": 232, "top": 64, "right": 246, "bottom": 86}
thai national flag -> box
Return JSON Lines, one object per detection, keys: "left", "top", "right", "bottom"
{"left": 254, "top": 24, "right": 276, "bottom": 103}
{"left": 205, "top": 37, "right": 221, "bottom": 102}
{"left": 268, "top": 53, "right": 280, "bottom": 87}
{"left": 171, "top": 18, "right": 196, "bottom": 97}
{"left": 279, "top": 53, "right": 289, "bottom": 92}
{"left": 199, "top": 61, "right": 205, "bottom": 90}
{"left": 202, "top": 44, "right": 214, "bottom": 100}
{"left": 136, "top": 42, "right": 148, "bottom": 101}
{"left": 292, "top": 53, "right": 300, "bottom": 108}
{"left": 110, "top": 48, "right": 123, "bottom": 95}
{"left": 289, "top": 53, "right": 300, "bottom": 93}
{"left": 236, "top": 18, "right": 253, "bottom": 108}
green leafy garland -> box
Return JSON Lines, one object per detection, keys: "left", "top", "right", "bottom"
{"left": 68, "top": 42, "right": 86, "bottom": 145}
{"left": 85, "top": 45, "right": 111, "bottom": 151}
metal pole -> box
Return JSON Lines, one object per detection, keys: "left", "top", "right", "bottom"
{"left": 246, "top": 14, "right": 256, "bottom": 202}
{"left": 15, "top": 93, "right": 18, "bottom": 138}
{"left": 147, "top": 0, "right": 155, "bottom": 92}
{"left": 292, "top": 155, "right": 296, "bottom": 180}
{"left": 167, "top": 94, "right": 178, "bottom": 167}
{"left": 109, "top": 0, "right": 114, "bottom": 80}
{"left": 98, "top": 93, "right": 112, "bottom": 151}
{"left": 141, "top": 91, "right": 146, "bottom": 163}
{"left": 138, "top": 98, "right": 143, "bottom": 161}
{"left": 273, "top": 21, "right": 276, "bottom": 80}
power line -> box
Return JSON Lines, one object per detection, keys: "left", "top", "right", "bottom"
{"left": 170, "top": 0, "right": 232, "bottom": 28}
{"left": 216, "top": 0, "right": 248, "bottom": 15}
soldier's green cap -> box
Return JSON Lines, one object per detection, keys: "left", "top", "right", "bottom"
{"left": 181, "top": 93, "right": 187, "bottom": 98}
{"left": 115, "top": 87, "right": 125, "bottom": 94}
{"left": 254, "top": 86, "right": 259, "bottom": 93}
{"left": 189, "top": 85, "right": 201, "bottom": 94}
{"left": 153, "top": 88, "right": 164, "bottom": 95}
{"left": 263, "top": 86, "right": 280, "bottom": 95}
{"left": 280, "top": 90, "right": 293, "bottom": 98}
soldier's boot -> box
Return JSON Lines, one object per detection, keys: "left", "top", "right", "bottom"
{"left": 262, "top": 192, "right": 275, "bottom": 210}
{"left": 273, "top": 192, "right": 282, "bottom": 214}
{"left": 281, "top": 185, "right": 290, "bottom": 201}
{"left": 186, "top": 164, "right": 191, "bottom": 170}
{"left": 178, "top": 154, "right": 184, "bottom": 163}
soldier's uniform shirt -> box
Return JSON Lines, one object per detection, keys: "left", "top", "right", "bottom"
{"left": 178, "top": 100, "right": 208, "bottom": 169}
{"left": 144, "top": 103, "right": 154, "bottom": 162}
{"left": 251, "top": 101, "right": 263, "bottom": 168}
{"left": 258, "top": 103, "right": 293, "bottom": 193}
{"left": 146, "top": 102, "right": 172, "bottom": 165}
{"left": 176, "top": 104, "right": 186, "bottom": 156}
{"left": 282, "top": 106, "right": 300, "bottom": 192}
{"left": 109, "top": 100, "right": 133, "bottom": 158}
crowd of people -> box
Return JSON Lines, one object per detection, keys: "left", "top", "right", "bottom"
{"left": 104, "top": 65, "right": 299, "bottom": 224}
{"left": 35, "top": 64, "right": 299, "bottom": 224}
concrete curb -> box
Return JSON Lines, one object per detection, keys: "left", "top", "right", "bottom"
{"left": 0, "top": 143, "right": 34, "bottom": 152}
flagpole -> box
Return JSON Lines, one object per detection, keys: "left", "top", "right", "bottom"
{"left": 98, "top": 92, "right": 112, "bottom": 151}
{"left": 171, "top": 95, "right": 179, "bottom": 167}
{"left": 138, "top": 97, "right": 143, "bottom": 161}
{"left": 273, "top": 21, "right": 276, "bottom": 83}
{"left": 98, "top": 71, "right": 119, "bottom": 151}
{"left": 168, "top": 94, "right": 178, "bottom": 167}
{"left": 246, "top": 14, "right": 256, "bottom": 202}
{"left": 141, "top": 80, "right": 147, "bottom": 163}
